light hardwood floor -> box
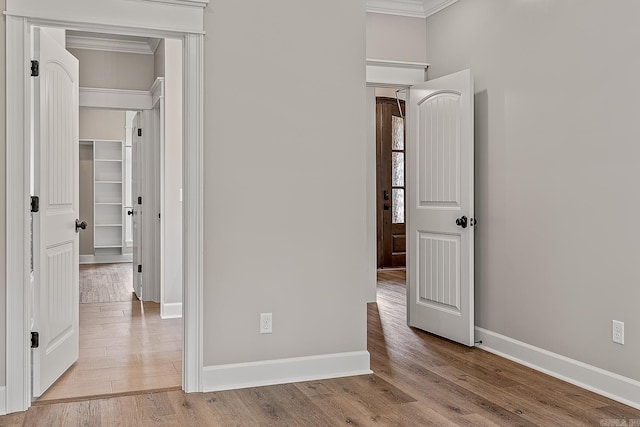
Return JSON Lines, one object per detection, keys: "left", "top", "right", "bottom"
{"left": 35, "top": 264, "right": 182, "bottom": 403}
{"left": 79, "top": 263, "right": 134, "bottom": 304}
{"left": 3, "top": 270, "right": 637, "bottom": 425}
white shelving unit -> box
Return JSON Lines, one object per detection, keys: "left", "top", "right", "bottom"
{"left": 93, "top": 140, "right": 125, "bottom": 258}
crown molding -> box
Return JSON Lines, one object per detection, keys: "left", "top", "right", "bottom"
{"left": 366, "top": 0, "right": 458, "bottom": 18}
{"left": 67, "top": 34, "right": 155, "bottom": 54}
{"left": 423, "top": 0, "right": 458, "bottom": 17}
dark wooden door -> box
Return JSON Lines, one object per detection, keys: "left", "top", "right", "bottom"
{"left": 376, "top": 97, "right": 406, "bottom": 268}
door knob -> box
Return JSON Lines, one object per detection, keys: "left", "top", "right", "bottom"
{"left": 384, "top": 204, "right": 391, "bottom": 210}
{"left": 455, "top": 216, "right": 468, "bottom": 229}
{"left": 127, "top": 210, "right": 134, "bottom": 216}
{"left": 75, "top": 219, "right": 87, "bottom": 233}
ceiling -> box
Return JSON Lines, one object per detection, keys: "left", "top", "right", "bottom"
{"left": 366, "top": 0, "right": 458, "bottom": 18}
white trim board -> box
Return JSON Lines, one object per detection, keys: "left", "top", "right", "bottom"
{"left": 366, "top": 59, "right": 428, "bottom": 87}
{"left": 161, "top": 302, "right": 183, "bottom": 319}
{"left": 5, "top": 0, "right": 206, "bottom": 36}
{"left": 67, "top": 34, "right": 155, "bottom": 55}
{"left": 203, "top": 351, "right": 372, "bottom": 392}
{"left": 79, "top": 254, "right": 133, "bottom": 264}
{"left": 0, "top": 386, "right": 6, "bottom": 415}
{"left": 475, "top": 327, "right": 640, "bottom": 410}
{"left": 80, "top": 87, "right": 152, "bottom": 110}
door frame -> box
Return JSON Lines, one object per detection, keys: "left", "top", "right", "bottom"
{"left": 5, "top": 1, "right": 206, "bottom": 413}
{"left": 375, "top": 96, "right": 407, "bottom": 270}
{"left": 365, "top": 59, "right": 428, "bottom": 303}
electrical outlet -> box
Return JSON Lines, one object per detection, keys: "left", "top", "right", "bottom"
{"left": 612, "top": 320, "right": 624, "bottom": 345}
{"left": 260, "top": 313, "right": 272, "bottom": 334}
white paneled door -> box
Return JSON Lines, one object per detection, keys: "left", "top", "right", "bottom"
{"left": 407, "top": 70, "right": 475, "bottom": 346}
{"left": 32, "top": 28, "right": 80, "bottom": 396}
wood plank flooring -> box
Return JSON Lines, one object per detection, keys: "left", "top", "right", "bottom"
{"left": 3, "top": 269, "right": 638, "bottom": 425}
{"left": 80, "top": 263, "right": 134, "bottom": 304}
{"left": 36, "top": 298, "right": 182, "bottom": 403}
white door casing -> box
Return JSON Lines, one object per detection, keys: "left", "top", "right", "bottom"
{"left": 5, "top": 4, "right": 205, "bottom": 411}
{"left": 407, "top": 69, "right": 475, "bottom": 346}
{"left": 32, "top": 27, "right": 80, "bottom": 397}
{"left": 132, "top": 113, "right": 144, "bottom": 300}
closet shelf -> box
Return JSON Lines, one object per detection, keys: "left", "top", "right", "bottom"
{"left": 92, "top": 139, "right": 125, "bottom": 257}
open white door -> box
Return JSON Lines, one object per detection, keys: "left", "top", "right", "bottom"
{"left": 132, "top": 113, "right": 144, "bottom": 299}
{"left": 32, "top": 28, "right": 80, "bottom": 396}
{"left": 407, "top": 69, "right": 475, "bottom": 346}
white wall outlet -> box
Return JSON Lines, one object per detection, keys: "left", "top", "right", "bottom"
{"left": 612, "top": 320, "right": 624, "bottom": 345}
{"left": 260, "top": 313, "right": 272, "bottom": 334}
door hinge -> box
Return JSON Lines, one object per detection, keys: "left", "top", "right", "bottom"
{"left": 30, "top": 60, "right": 39, "bottom": 77}
{"left": 138, "top": 196, "right": 142, "bottom": 205}
{"left": 158, "top": 213, "right": 161, "bottom": 219}
{"left": 138, "top": 265, "right": 142, "bottom": 273}
{"left": 31, "top": 332, "right": 39, "bottom": 348}
{"left": 138, "top": 128, "right": 142, "bottom": 137}
{"left": 31, "top": 196, "right": 40, "bottom": 213}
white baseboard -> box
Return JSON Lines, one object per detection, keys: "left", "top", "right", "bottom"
{"left": 161, "top": 302, "right": 182, "bottom": 319}
{"left": 0, "top": 386, "right": 6, "bottom": 415}
{"left": 475, "top": 327, "right": 640, "bottom": 410}
{"left": 79, "top": 254, "right": 133, "bottom": 264}
{"left": 203, "top": 351, "right": 371, "bottom": 392}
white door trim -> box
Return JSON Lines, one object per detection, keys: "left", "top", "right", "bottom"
{"left": 366, "top": 59, "right": 428, "bottom": 87}
{"left": 79, "top": 87, "right": 153, "bottom": 110}
{"left": 5, "top": 4, "right": 205, "bottom": 414}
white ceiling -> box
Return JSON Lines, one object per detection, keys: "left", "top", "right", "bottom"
{"left": 366, "top": 0, "right": 458, "bottom": 18}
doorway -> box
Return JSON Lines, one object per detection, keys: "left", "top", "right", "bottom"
{"left": 376, "top": 96, "right": 406, "bottom": 269}
{"left": 5, "top": 2, "right": 205, "bottom": 412}
{"left": 32, "top": 33, "right": 184, "bottom": 401}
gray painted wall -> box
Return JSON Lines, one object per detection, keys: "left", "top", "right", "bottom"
{"left": 366, "top": 12, "right": 426, "bottom": 63}
{"left": 203, "top": 0, "right": 368, "bottom": 366}
{"left": 426, "top": 0, "right": 640, "bottom": 381}
{"left": 68, "top": 48, "right": 155, "bottom": 91}
{"left": 154, "top": 38, "right": 165, "bottom": 78}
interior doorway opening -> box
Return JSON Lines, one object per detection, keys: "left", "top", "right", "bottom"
{"left": 375, "top": 93, "right": 407, "bottom": 270}
{"left": 366, "top": 84, "right": 410, "bottom": 306}
{"left": 5, "top": 1, "right": 205, "bottom": 413}
{"left": 29, "top": 29, "right": 184, "bottom": 402}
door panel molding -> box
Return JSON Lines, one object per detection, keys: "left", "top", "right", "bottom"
{"left": 5, "top": 1, "right": 205, "bottom": 412}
